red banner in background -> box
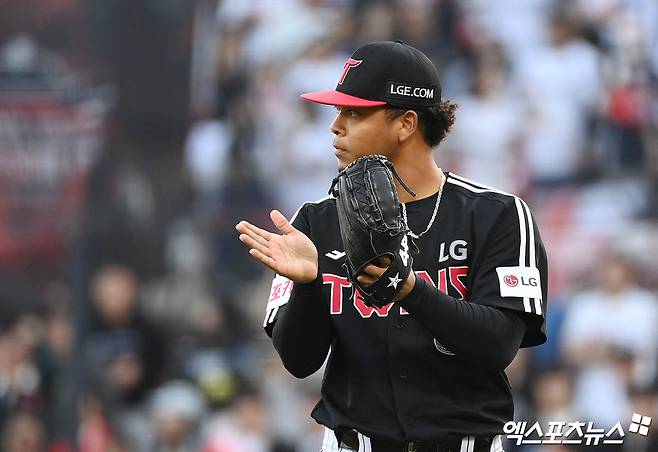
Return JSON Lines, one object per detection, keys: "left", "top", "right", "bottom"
{"left": 0, "top": 89, "right": 105, "bottom": 266}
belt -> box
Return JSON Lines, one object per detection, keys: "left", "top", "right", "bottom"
{"left": 337, "top": 429, "right": 493, "bottom": 452}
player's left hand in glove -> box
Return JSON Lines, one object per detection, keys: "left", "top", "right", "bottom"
{"left": 329, "top": 154, "right": 416, "bottom": 308}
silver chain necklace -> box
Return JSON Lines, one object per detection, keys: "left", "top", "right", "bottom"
{"left": 401, "top": 172, "right": 445, "bottom": 240}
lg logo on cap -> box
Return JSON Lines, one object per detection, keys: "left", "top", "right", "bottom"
{"left": 504, "top": 274, "right": 537, "bottom": 287}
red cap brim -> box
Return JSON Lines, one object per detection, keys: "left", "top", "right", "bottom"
{"left": 300, "top": 90, "right": 386, "bottom": 107}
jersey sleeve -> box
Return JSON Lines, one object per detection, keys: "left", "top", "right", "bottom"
{"left": 469, "top": 197, "right": 548, "bottom": 347}
{"left": 262, "top": 204, "right": 311, "bottom": 338}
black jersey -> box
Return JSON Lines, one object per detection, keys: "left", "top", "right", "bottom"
{"left": 263, "top": 172, "right": 548, "bottom": 442}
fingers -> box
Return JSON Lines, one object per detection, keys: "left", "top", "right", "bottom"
{"left": 237, "top": 222, "right": 270, "bottom": 249}
{"left": 235, "top": 220, "right": 274, "bottom": 242}
{"left": 270, "top": 210, "right": 295, "bottom": 235}
{"left": 249, "top": 248, "right": 278, "bottom": 272}
{"left": 356, "top": 274, "right": 376, "bottom": 286}
{"left": 238, "top": 233, "right": 272, "bottom": 259}
{"left": 356, "top": 261, "right": 389, "bottom": 286}
{"left": 362, "top": 262, "right": 387, "bottom": 277}
{"left": 236, "top": 221, "right": 277, "bottom": 270}
{"left": 378, "top": 256, "right": 392, "bottom": 267}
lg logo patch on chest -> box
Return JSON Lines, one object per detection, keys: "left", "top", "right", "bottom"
{"left": 496, "top": 266, "right": 542, "bottom": 300}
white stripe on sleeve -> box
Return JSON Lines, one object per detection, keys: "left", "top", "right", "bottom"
{"left": 460, "top": 436, "right": 469, "bottom": 452}
{"left": 514, "top": 197, "right": 532, "bottom": 313}
{"left": 521, "top": 199, "right": 541, "bottom": 315}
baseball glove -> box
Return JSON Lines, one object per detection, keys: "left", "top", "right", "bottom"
{"left": 328, "top": 155, "right": 415, "bottom": 307}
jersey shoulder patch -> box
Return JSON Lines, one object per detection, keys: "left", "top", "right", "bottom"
{"left": 495, "top": 266, "right": 542, "bottom": 300}
{"left": 263, "top": 274, "right": 294, "bottom": 328}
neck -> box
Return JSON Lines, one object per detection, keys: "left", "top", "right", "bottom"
{"left": 391, "top": 146, "right": 443, "bottom": 203}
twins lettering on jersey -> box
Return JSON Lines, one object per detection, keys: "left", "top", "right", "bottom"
{"left": 323, "top": 267, "right": 469, "bottom": 318}
{"left": 263, "top": 266, "right": 470, "bottom": 326}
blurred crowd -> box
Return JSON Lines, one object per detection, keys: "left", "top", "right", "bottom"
{"left": 1, "top": 0, "right": 658, "bottom": 451}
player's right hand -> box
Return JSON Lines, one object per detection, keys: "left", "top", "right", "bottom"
{"left": 236, "top": 210, "right": 319, "bottom": 283}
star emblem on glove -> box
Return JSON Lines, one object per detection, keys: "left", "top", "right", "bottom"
{"left": 388, "top": 272, "right": 402, "bottom": 289}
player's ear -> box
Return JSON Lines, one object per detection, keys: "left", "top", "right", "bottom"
{"left": 397, "top": 110, "right": 419, "bottom": 144}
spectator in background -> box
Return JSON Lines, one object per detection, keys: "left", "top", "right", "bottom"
{"left": 586, "top": 0, "right": 654, "bottom": 175}
{"left": 78, "top": 391, "right": 127, "bottom": 452}
{"left": 141, "top": 219, "right": 252, "bottom": 409}
{"left": 141, "top": 220, "right": 223, "bottom": 339}
{"left": 86, "top": 265, "right": 167, "bottom": 405}
{"left": 0, "top": 314, "right": 53, "bottom": 435}
{"left": 516, "top": 10, "right": 601, "bottom": 187}
{"left": 530, "top": 366, "right": 576, "bottom": 426}
{"left": 261, "top": 354, "right": 312, "bottom": 452}
{"left": 561, "top": 256, "right": 658, "bottom": 427}
{"left": 273, "top": 101, "right": 340, "bottom": 217}
{"left": 462, "top": 0, "right": 551, "bottom": 60}
{"left": 351, "top": 2, "right": 394, "bottom": 45}
{"left": 84, "top": 265, "right": 167, "bottom": 450}
{"left": 203, "top": 384, "right": 269, "bottom": 452}
{"left": 147, "top": 381, "right": 206, "bottom": 452}
{"left": 440, "top": 40, "right": 523, "bottom": 193}
{"left": 392, "top": 0, "right": 442, "bottom": 56}
{"left": 263, "top": 37, "right": 347, "bottom": 216}
{"left": 1, "top": 412, "right": 46, "bottom": 452}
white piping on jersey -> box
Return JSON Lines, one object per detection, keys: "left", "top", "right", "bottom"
{"left": 358, "top": 431, "right": 372, "bottom": 452}
{"left": 447, "top": 173, "right": 515, "bottom": 197}
{"left": 521, "top": 200, "right": 541, "bottom": 314}
{"left": 460, "top": 435, "right": 476, "bottom": 452}
{"left": 518, "top": 197, "right": 539, "bottom": 315}
{"left": 514, "top": 197, "right": 532, "bottom": 314}
{"left": 289, "top": 194, "right": 333, "bottom": 224}
{"left": 446, "top": 174, "right": 540, "bottom": 316}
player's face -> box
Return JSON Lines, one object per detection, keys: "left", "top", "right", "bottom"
{"left": 330, "top": 106, "right": 399, "bottom": 170}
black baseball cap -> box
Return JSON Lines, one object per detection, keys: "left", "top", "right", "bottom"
{"left": 300, "top": 40, "right": 441, "bottom": 109}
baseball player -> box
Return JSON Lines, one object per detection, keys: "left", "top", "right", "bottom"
{"left": 236, "top": 41, "right": 548, "bottom": 452}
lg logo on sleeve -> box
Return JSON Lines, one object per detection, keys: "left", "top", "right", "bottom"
{"left": 497, "top": 267, "right": 542, "bottom": 300}
{"left": 503, "top": 274, "right": 538, "bottom": 288}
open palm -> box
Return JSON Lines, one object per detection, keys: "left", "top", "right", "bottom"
{"left": 236, "top": 210, "right": 319, "bottom": 283}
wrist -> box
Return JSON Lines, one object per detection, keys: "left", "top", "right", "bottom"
{"left": 292, "top": 259, "right": 319, "bottom": 284}
{"left": 394, "top": 270, "right": 416, "bottom": 302}
{"left": 295, "top": 268, "right": 322, "bottom": 286}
